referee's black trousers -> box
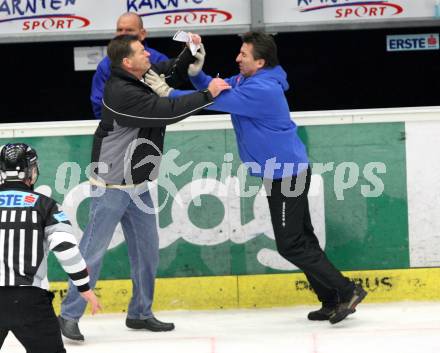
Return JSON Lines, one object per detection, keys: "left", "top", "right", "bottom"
{"left": 264, "top": 168, "right": 354, "bottom": 304}
{"left": 0, "top": 287, "right": 65, "bottom": 353}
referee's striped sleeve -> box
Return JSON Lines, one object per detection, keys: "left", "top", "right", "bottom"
{"left": 47, "top": 228, "right": 90, "bottom": 292}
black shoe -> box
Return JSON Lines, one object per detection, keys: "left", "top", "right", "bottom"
{"left": 307, "top": 306, "right": 337, "bottom": 321}
{"left": 58, "top": 316, "right": 84, "bottom": 341}
{"left": 308, "top": 305, "right": 356, "bottom": 321}
{"left": 126, "top": 317, "right": 175, "bottom": 332}
{"left": 329, "top": 284, "right": 367, "bottom": 324}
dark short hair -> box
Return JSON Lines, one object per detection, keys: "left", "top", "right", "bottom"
{"left": 107, "top": 34, "right": 139, "bottom": 67}
{"left": 241, "top": 32, "right": 279, "bottom": 68}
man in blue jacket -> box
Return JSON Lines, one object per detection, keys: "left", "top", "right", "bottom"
{"left": 90, "top": 12, "right": 168, "bottom": 119}
{"left": 146, "top": 32, "right": 367, "bottom": 325}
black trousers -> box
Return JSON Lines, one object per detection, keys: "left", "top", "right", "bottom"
{"left": 264, "top": 168, "right": 353, "bottom": 305}
{"left": 0, "top": 287, "right": 65, "bottom": 353}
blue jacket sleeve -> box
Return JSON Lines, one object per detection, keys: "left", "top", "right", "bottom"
{"left": 169, "top": 89, "right": 196, "bottom": 98}
{"left": 207, "top": 80, "right": 280, "bottom": 118}
{"left": 171, "top": 72, "right": 274, "bottom": 118}
{"left": 90, "top": 58, "right": 111, "bottom": 119}
{"left": 189, "top": 72, "right": 277, "bottom": 117}
{"left": 190, "top": 71, "right": 237, "bottom": 90}
{"left": 148, "top": 48, "right": 169, "bottom": 64}
{"left": 167, "top": 71, "right": 213, "bottom": 98}
{"left": 189, "top": 71, "right": 213, "bottom": 90}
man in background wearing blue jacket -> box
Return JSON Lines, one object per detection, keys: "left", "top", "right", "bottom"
{"left": 146, "top": 32, "right": 367, "bottom": 325}
{"left": 90, "top": 12, "right": 168, "bottom": 119}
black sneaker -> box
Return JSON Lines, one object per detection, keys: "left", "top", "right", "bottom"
{"left": 329, "top": 284, "right": 367, "bottom": 324}
{"left": 126, "top": 317, "right": 175, "bottom": 332}
{"left": 308, "top": 306, "right": 356, "bottom": 321}
{"left": 307, "top": 306, "right": 336, "bottom": 321}
{"left": 58, "top": 316, "right": 84, "bottom": 341}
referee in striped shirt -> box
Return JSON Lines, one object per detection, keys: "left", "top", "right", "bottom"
{"left": 0, "top": 143, "right": 101, "bottom": 353}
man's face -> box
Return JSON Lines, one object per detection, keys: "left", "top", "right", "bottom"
{"left": 116, "top": 15, "right": 146, "bottom": 41}
{"left": 236, "top": 43, "right": 264, "bottom": 77}
{"left": 126, "top": 40, "right": 151, "bottom": 76}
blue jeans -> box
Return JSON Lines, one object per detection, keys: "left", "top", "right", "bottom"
{"left": 61, "top": 185, "right": 159, "bottom": 321}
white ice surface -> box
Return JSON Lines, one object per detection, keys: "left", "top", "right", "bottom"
{"left": 3, "top": 302, "right": 440, "bottom": 353}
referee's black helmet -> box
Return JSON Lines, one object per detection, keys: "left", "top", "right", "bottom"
{"left": 0, "top": 143, "right": 39, "bottom": 184}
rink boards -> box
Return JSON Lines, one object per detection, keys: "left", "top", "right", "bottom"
{"left": 1, "top": 107, "right": 440, "bottom": 311}
{"left": 49, "top": 267, "right": 440, "bottom": 313}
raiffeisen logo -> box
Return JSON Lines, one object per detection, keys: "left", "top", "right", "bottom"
{"left": 0, "top": 0, "right": 90, "bottom": 31}
{"left": 127, "top": 0, "right": 233, "bottom": 25}
{"left": 298, "top": 0, "right": 404, "bottom": 19}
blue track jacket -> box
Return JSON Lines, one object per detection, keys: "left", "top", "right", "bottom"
{"left": 170, "top": 66, "right": 309, "bottom": 179}
{"left": 90, "top": 43, "right": 168, "bottom": 119}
